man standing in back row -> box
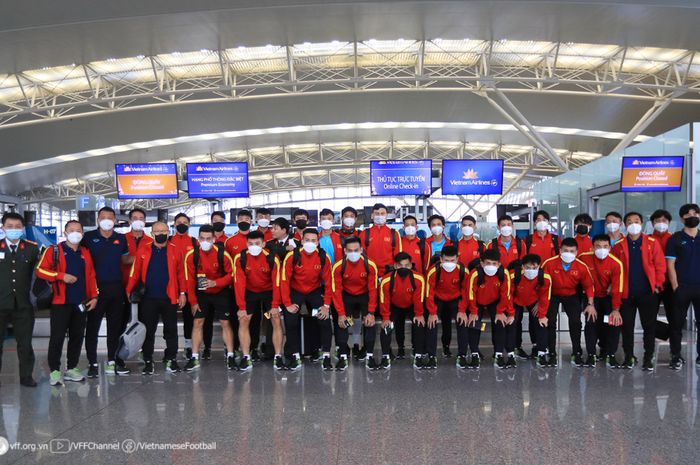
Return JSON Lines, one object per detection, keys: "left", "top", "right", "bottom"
{"left": 363, "top": 203, "right": 402, "bottom": 276}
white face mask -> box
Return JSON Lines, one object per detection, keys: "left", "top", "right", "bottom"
{"left": 626, "top": 223, "right": 642, "bottom": 235}
{"left": 320, "top": 220, "right": 334, "bottom": 230}
{"left": 257, "top": 218, "right": 270, "bottom": 228}
{"left": 431, "top": 225, "right": 444, "bottom": 236}
{"left": 483, "top": 265, "right": 499, "bottom": 276}
{"left": 560, "top": 252, "right": 576, "bottom": 264}
{"left": 131, "top": 220, "right": 145, "bottom": 231}
{"left": 499, "top": 226, "right": 513, "bottom": 237}
{"left": 606, "top": 222, "right": 620, "bottom": 233}
{"left": 404, "top": 225, "right": 417, "bottom": 236}
{"left": 462, "top": 226, "right": 474, "bottom": 237}
{"left": 346, "top": 251, "right": 362, "bottom": 263}
{"left": 373, "top": 215, "right": 387, "bottom": 225}
{"left": 248, "top": 245, "right": 263, "bottom": 256}
{"left": 653, "top": 222, "right": 669, "bottom": 233}
{"left": 66, "top": 232, "right": 83, "bottom": 245}
{"left": 523, "top": 269, "right": 539, "bottom": 280}
{"left": 199, "top": 241, "right": 213, "bottom": 252}
{"left": 343, "top": 217, "right": 356, "bottom": 228}
{"left": 303, "top": 241, "right": 317, "bottom": 253}
{"left": 594, "top": 248, "right": 610, "bottom": 260}
{"left": 535, "top": 220, "right": 549, "bottom": 232}
{"left": 99, "top": 219, "right": 114, "bottom": 231}
{"left": 441, "top": 262, "right": 457, "bottom": 273}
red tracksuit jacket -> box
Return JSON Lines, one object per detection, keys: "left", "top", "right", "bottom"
{"left": 423, "top": 236, "right": 452, "bottom": 271}
{"left": 36, "top": 243, "right": 99, "bottom": 305}
{"left": 331, "top": 257, "right": 379, "bottom": 316}
{"left": 486, "top": 236, "right": 525, "bottom": 270}
{"left": 578, "top": 252, "right": 624, "bottom": 309}
{"left": 468, "top": 268, "right": 513, "bottom": 315}
{"left": 510, "top": 271, "right": 552, "bottom": 318}
{"left": 184, "top": 245, "right": 234, "bottom": 306}
{"left": 457, "top": 237, "right": 482, "bottom": 268}
{"left": 322, "top": 231, "right": 344, "bottom": 260}
{"left": 378, "top": 271, "right": 425, "bottom": 319}
{"left": 527, "top": 232, "right": 561, "bottom": 262}
{"left": 363, "top": 225, "right": 402, "bottom": 274}
{"left": 126, "top": 242, "right": 186, "bottom": 305}
{"left": 575, "top": 235, "right": 593, "bottom": 255}
{"left": 401, "top": 236, "right": 426, "bottom": 275}
{"left": 425, "top": 264, "right": 468, "bottom": 315}
{"left": 224, "top": 232, "right": 248, "bottom": 258}
{"left": 233, "top": 250, "right": 281, "bottom": 311}
{"left": 170, "top": 233, "right": 197, "bottom": 259}
{"left": 278, "top": 250, "right": 332, "bottom": 308}
{"left": 611, "top": 234, "right": 666, "bottom": 299}
{"left": 542, "top": 256, "right": 594, "bottom": 298}
{"left": 122, "top": 231, "right": 153, "bottom": 284}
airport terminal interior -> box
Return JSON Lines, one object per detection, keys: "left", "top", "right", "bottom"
{"left": 1, "top": 1, "right": 700, "bottom": 464}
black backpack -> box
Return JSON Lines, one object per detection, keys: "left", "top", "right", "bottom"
{"left": 491, "top": 237, "right": 523, "bottom": 257}
{"left": 364, "top": 227, "right": 397, "bottom": 249}
{"left": 389, "top": 270, "right": 417, "bottom": 294}
{"left": 434, "top": 262, "right": 467, "bottom": 286}
{"left": 292, "top": 247, "right": 328, "bottom": 270}
{"left": 525, "top": 234, "right": 559, "bottom": 255}
{"left": 511, "top": 265, "right": 545, "bottom": 287}
{"left": 193, "top": 244, "right": 226, "bottom": 277}
{"left": 32, "top": 245, "right": 60, "bottom": 309}
{"left": 340, "top": 254, "right": 370, "bottom": 276}
{"left": 475, "top": 264, "right": 506, "bottom": 287}
{"left": 239, "top": 249, "right": 275, "bottom": 271}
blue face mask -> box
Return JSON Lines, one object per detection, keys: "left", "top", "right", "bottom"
{"left": 5, "top": 229, "right": 23, "bottom": 241}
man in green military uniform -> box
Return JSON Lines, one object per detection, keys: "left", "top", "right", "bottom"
{"left": 0, "top": 212, "right": 39, "bottom": 387}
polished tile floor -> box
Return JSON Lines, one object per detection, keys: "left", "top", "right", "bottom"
{"left": 1, "top": 333, "right": 699, "bottom": 465}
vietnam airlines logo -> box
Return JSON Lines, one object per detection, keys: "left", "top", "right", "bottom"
{"left": 196, "top": 165, "right": 204, "bottom": 172}
{"left": 463, "top": 169, "right": 479, "bottom": 180}
{"left": 123, "top": 165, "right": 133, "bottom": 172}
{"left": 632, "top": 159, "right": 641, "bottom": 166}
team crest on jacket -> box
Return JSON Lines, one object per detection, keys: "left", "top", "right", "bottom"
{"left": 383, "top": 237, "right": 391, "bottom": 242}
{"left": 314, "top": 264, "right": 321, "bottom": 270}
{"left": 360, "top": 272, "right": 367, "bottom": 278}
{"left": 571, "top": 270, "right": 579, "bottom": 276}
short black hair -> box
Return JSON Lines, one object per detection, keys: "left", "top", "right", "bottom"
{"left": 679, "top": 203, "right": 700, "bottom": 217}
{"left": 521, "top": 253, "right": 541, "bottom": 266}
{"left": 441, "top": 245, "right": 458, "bottom": 257}
{"left": 650, "top": 209, "right": 672, "bottom": 223}
{"left": 497, "top": 214, "right": 513, "bottom": 225}
{"left": 403, "top": 215, "right": 417, "bottom": 223}
{"left": 319, "top": 208, "right": 334, "bottom": 218}
{"left": 573, "top": 213, "right": 593, "bottom": 225}
{"left": 174, "top": 213, "right": 190, "bottom": 223}
{"left": 237, "top": 209, "right": 252, "bottom": 219}
{"left": 211, "top": 210, "right": 226, "bottom": 222}
{"left": 293, "top": 208, "right": 309, "bottom": 219}
{"left": 604, "top": 211, "right": 622, "bottom": 221}
{"left": 129, "top": 208, "right": 146, "bottom": 220}
{"left": 372, "top": 203, "right": 388, "bottom": 212}
{"left": 427, "top": 214, "right": 445, "bottom": 226}
{"left": 561, "top": 237, "right": 578, "bottom": 249}
{"left": 272, "top": 217, "right": 290, "bottom": 234}
{"left": 341, "top": 206, "right": 357, "bottom": 217}
{"left": 98, "top": 207, "right": 116, "bottom": 217}
{"left": 246, "top": 230, "right": 265, "bottom": 241}
{"left": 480, "top": 248, "right": 500, "bottom": 262}
{"left": 534, "top": 210, "right": 550, "bottom": 221}
{"left": 623, "top": 211, "right": 643, "bottom": 224}
{"left": 301, "top": 227, "right": 319, "bottom": 238}
{"left": 64, "top": 220, "right": 82, "bottom": 230}
{"left": 344, "top": 236, "right": 361, "bottom": 247}
{"left": 256, "top": 207, "right": 271, "bottom": 216}
{"left": 461, "top": 215, "right": 476, "bottom": 224}
{"left": 592, "top": 234, "right": 611, "bottom": 245}
{"left": 1, "top": 212, "right": 24, "bottom": 226}
{"left": 394, "top": 252, "right": 411, "bottom": 263}
{"left": 198, "top": 224, "right": 214, "bottom": 235}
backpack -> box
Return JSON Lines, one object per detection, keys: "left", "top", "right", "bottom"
{"left": 476, "top": 265, "right": 506, "bottom": 287}
{"left": 364, "top": 227, "right": 397, "bottom": 249}
{"left": 491, "top": 237, "right": 523, "bottom": 257}
{"left": 32, "top": 245, "right": 60, "bottom": 309}
{"left": 511, "top": 266, "right": 545, "bottom": 287}
{"left": 193, "top": 244, "right": 226, "bottom": 277}
{"left": 239, "top": 249, "right": 275, "bottom": 271}
{"left": 525, "top": 234, "right": 559, "bottom": 255}
{"left": 340, "top": 254, "right": 370, "bottom": 276}
{"left": 389, "top": 270, "right": 417, "bottom": 294}
{"left": 434, "top": 262, "right": 467, "bottom": 286}
{"left": 292, "top": 247, "right": 328, "bottom": 270}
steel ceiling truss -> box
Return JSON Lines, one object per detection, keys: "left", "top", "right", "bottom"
{"left": 1, "top": 40, "right": 698, "bottom": 128}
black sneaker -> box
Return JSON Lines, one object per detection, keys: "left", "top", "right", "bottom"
{"left": 311, "top": 349, "right": 323, "bottom": 362}
{"left": 184, "top": 358, "right": 200, "bottom": 371}
{"left": 536, "top": 354, "right": 548, "bottom": 367}
{"left": 322, "top": 356, "right": 333, "bottom": 371}
{"left": 506, "top": 354, "right": 517, "bottom": 368}
{"left": 530, "top": 347, "right": 538, "bottom": 360}
{"left": 606, "top": 355, "right": 620, "bottom": 369}
{"left": 469, "top": 353, "right": 481, "bottom": 369}
{"left": 547, "top": 353, "right": 558, "bottom": 367}
{"left": 185, "top": 347, "right": 193, "bottom": 359}
{"left": 238, "top": 356, "right": 252, "bottom": 372}
{"left": 380, "top": 356, "right": 391, "bottom": 370}
{"left": 571, "top": 353, "right": 584, "bottom": 367}
{"left": 366, "top": 355, "right": 379, "bottom": 370}
{"left": 335, "top": 356, "right": 348, "bottom": 371}
{"left": 165, "top": 359, "right": 181, "bottom": 373}
{"left": 355, "top": 346, "right": 367, "bottom": 362}
{"left": 443, "top": 346, "right": 452, "bottom": 358}
{"left": 413, "top": 355, "right": 424, "bottom": 369}
{"left": 642, "top": 356, "right": 654, "bottom": 372}
{"left": 287, "top": 354, "right": 302, "bottom": 371}
{"left": 426, "top": 356, "right": 437, "bottom": 369}
{"left": 142, "top": 361, "right": 154, "bottom": 375}
{"left": 584, "top": 354, "right": 596, "bottom": 368}
{"left": 273, "top": 355, "right": 286, "bottom": 371}
{"left": 495, "top": 354, "right": 507, "bottom": 369}
{"left": 351, "top": 344, "right": 360, "bottom": 359}
{"left": 515, "top": 348, "right": 529, "bottom": 360}
{"left": 251, "top": 349, "right": 261, "bottom": 362}
{"left": 669, "top": 355, "right": 683, "bottom": 371}
{"left": 116, "top": 361, "right": 130, "bottom": 376}
{"left": 397, "top": 347, "right": 406, "bottom": 359}
{"left": 202, "top": 348, "right": 212, "bottom": 360}
{"left": 87, "top": 364, "right": 99, "bottom": 378}
{"left": 456, "top": 355, "right": 469, "bottom": 369}
{"left": 622, "top": 355, "right": 637, "bottom": 369}
{"left": 227, "top": 355, "right": 238, "bottom": 371}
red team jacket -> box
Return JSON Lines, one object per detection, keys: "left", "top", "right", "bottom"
{"left": 126, "top": 241, "right": 186, "bottom": 305}
{"left": 184, "top": 245, "right": 234, "bottom": 306}
{"left": 36, "top": 243, "right": 99, "bottom": 305}
{"left": 362, "top": 225, "right": 402, "bottom": 274}
{"left": 486, "top": 237, "right": 525, "bottom": 270}
{"left": 611, "top": 234, "right": 666, "bottom": 298}
{"left": 378, "top": 271, "right": 425, "bottom": 319}
{"left": 278, "top": 249, "right": 332, "bottom": 308}
{"left": 542, "top": 256, "right": 595, "bottom": 298}
{"left": 425, "top": 264, "right": 469, "bottom": 315}
{"left": 401, "top": 235, "right": 427, "bottom": 274}
{"left": 578, "top": 251, "right": 624, "bottom": 309}
{"left": 122, "top": 231, "right": 153, "bottom": 284}
{"left": 527, "top": 232, "right": 561, "bottom": 262}
{"left": 233, "top": 250, "right": 281, "bottom": 311}
{"left": 224, "top": 232, "right": 249, "bottom": 258}
{"left": 468, "top": 268, "right": 513, "bottom": 315}
{"left": 457, "top": 237, "right": 483, "bottom": 269}
{"left": 574, "top": 234, "right": 593, "bottom": 255}
{"left": 331, "top": 257, "right": 379, "bottom": 316}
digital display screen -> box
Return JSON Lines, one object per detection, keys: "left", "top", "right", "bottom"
{"left": 186, "top": 162, "right": 249, "bottom": 198}
{"left": 115, "top": 163, "right": 179, "bottom": 200}
{"left": 441, "top": 159, "right": 504, "bottom": 195}
{"left": 620, "top": 156, "right": 684, "bottom": 192}
{"left": 369, "top": 160, "right": 432, "bottom": 196}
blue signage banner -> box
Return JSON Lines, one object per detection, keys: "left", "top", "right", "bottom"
{"left": 186, "top": 162, "right": 250, "bottom": 198}
{"left": 441, "top": 160, "right": 504, "bottom": 195}
{"left": 370, "top": 160, "right": 432, "bottom": 196}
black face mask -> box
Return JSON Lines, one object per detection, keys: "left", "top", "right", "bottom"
{"left": 154, "top": 234, "right": 168, "bottom": 244}
{"left": 396, "top": 268, "right": 411, "bottom": 278}
{"left": 684, "top": 216, "right": 700, "bottom": 228}
{"left": 213, "top": 222, "right": 226, "bottom": 233}
{"left": 237, "top": 221, "right": 251, "bottom": 232}
{"left": 295, "top": 219, "right": 308, "bottom": 230}
{"left": 175, "top": 223, "right": 189, "bottom": 234}
{"left": 575, "top": 224, "right": 589, "bottom": 235}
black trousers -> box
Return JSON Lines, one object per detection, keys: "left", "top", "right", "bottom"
{"left": 335, "top": 291, "right": 374, "bottom": 356}
{"left": 514, "top": 304, "right": 537, "bottom": 349}
{"left": 182, "top": 302, "right": 193, "bottom": 341}
{"left": 85, "top": 281, "right": 127, "bottom": 364}
{"left": 203, "top": 306, "right": 214, "bottom": 350}
{"left": 48, "top": 304, "right": 87, "bottom": 372}
{"left": 379, "top": 306, "right": 412, "bottom": 355}
{"left": 436, "top": 298, "right": 458, "bottom": 349}
{"left": 245, "top": 290, "right": 272, "bottom": 352}
{"left": 670, "top": 284, "right": 700, "bottom": 356}
{"left": 584, "top": 296, "right": 621, "bottom": 357}
{"left": 391, "top": 306, "right": 414, "bottom": 350}
{"left": 0, "top": 303, "right": 35, "bottom": 378}
{"left": 139, "top": 297, "right": 178, "bottom": 361}
{"left": 413, "top": 310, "right": 438, "bottom": 357}
{"left": 621, "top": 292, "right": 658, "bottom": 358}
{"left": 466, "top": 304, "right": 512, "bottom": 354}
{"left": 283, "top": 288, "right": 330, "bottom": 357}
{"left": 546, "top": 295, "right": 583, "bottom": 355}
{"left": 522, "top": 304, "right": 549, "bottom": 354}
